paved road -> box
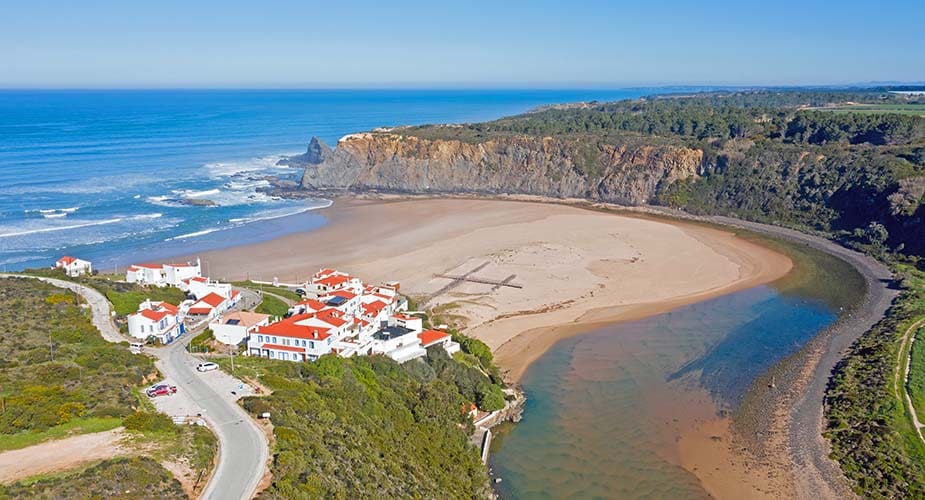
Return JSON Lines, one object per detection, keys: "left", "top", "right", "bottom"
{"left": 2, "top": 274, "right": 268, "bottom": 499}
{"left": 160, "top": 334, "right": 268, "bottom": 500}
{"left": 0, "top": 274, "right": 125, "bottom": 343}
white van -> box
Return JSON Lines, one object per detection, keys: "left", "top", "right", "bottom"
{"left": 129, "top": 342, "right": 145, "bottom": 354}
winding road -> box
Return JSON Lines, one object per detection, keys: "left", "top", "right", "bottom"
{"left": 2, "top": 274, "right": 268, "bottom": 499}
{"left": 159, "top": 334, "right": 268, "bottom": 500}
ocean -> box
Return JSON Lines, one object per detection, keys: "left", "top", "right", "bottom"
{"left": 0, "top": 88, "right": 686, "bottom": 271}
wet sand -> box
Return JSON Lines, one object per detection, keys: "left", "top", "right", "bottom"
{"left": 186, "top": 197, "right": 798, "bottom": 497}
{"left": 191, "top": 198, "right": 792, "bottom": 383}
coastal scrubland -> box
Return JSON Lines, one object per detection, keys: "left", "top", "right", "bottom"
{"left": 825, "top": 262, "right": 925, "bottom": 498}
{"left": 221, "top": 337, "right": 506, "bottom": 499}
{"left": 24, "top": 268, "right": 188, "bottom": 316}
{"left": 0, "top": 277, "right": 215, "bottom": 493}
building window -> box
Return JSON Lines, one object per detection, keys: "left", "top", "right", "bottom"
{"left": 280, "top": 352, "right": 287, "bottom": 361}
{"left": 269, "top": 351, "right": 275, "bottom": 359}
{"left": 301, "top": 340, "right": 306, "bottom": 347}
{"left": 309, "top": 341, "right": 315, "bottom": 349}
{"left": 257, "top": 335, "right": 263, "bottom": 343}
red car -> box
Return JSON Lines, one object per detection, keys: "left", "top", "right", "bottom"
{"left": 146, "top": 384, "right": 177, "bottom": 398}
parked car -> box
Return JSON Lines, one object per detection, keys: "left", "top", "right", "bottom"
{"left": 129, "top": 342, "right": 144, "bottom": 354}
{"left": 146, "top": 384, "right": 177, "bottom": 398}
{"left": 196, "top": 362, "right": 219, "bottom": 372}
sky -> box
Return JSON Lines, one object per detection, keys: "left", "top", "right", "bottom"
{"left": 3, "top": 0, "right": 924, "bottom": 88}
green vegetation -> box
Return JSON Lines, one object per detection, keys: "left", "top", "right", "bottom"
{"left": 908, "top": 325, "right": 925, "bottom": 421}
{"left": 825, "top": 262, "right": 925, "bottom": 498}
{"left": 0, "top": 276, "right": 217, "bottom": 492}
{"left": 0, "top": 416, "right": 121, "bottom": 452}
{"left": 405, "top": 89, "right": 925, "bottom": 260}
{"left": 23, "top": 267, "right": 189, "bottom": 316}
{"left": 0, "top": 457, "right": 186, "bottom": 499}
{"left": 255, "top": 293, "right": 290, "bottom": 317}
{"left": 0, "top": 277, "right": 155, "bottom": 437}
{"left": 222, "top": 347, "right": 500, "bottom": 498}
{"left": 815, "top": 103, "right": 925, "bottom": 117}
{"left": 232, "top": 280, "right": 301, "bottom": 301}
{"left": 189, "top": 329, "right": 215, "bottom": 352}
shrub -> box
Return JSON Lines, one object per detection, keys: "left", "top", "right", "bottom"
{"left": 123, "top": 412, "right": 176, "bottom": 434}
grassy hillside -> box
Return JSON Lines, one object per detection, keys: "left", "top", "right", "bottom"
{"left": 0, "top": 276, "right": 216, "bottom": 494}
{"left": 0, "top": 457, "right": 185, "bottom": 499}
{"left": 221, "top": 344, "right": 504, "bottom": 498}
{"left": 0, "top": 277, "right": 155, "bottom": 437}
{"left": 825, "top": 262, "right": 925, "bottom": 498}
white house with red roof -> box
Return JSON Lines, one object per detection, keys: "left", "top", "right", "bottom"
{"left": 181, "top": 276, "right": 233, "bottom": 301}
{"left": 125, "top": 263, "right": 166, "bottom": 286}
{"left": 163, "top": 260, "right": 201, "bottom": 286}
{"left": 247, "top": 313, "right": 338, "bottom": 361}
{"left": 418, "top": 329, "right": 460, "bottom": 354}
{"left": 125, "top": 259, "right": 201, "bottom": 287}
{"left": 210, "top": 311, "right": 270, "bottom": 345}
{"left": 185, "top": 290, "right": 239, "bottom": 318}
{"left": 127, "top": 299, "right": 184, "bottom": 343}
{"left": 55, "top": 256, "right": 92, "bottom": 277}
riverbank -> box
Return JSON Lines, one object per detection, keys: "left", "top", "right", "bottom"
{"left": 189, "top": 198, "right": 792, "bottom": 383}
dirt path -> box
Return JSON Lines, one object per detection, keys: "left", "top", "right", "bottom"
{"left": 0, "top": 429, "right": 128, "bottom": 484}
{"left": 897, "top": 318, "right": 925, "bottom": 443}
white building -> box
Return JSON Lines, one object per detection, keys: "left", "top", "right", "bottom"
{"left": 210, "top": 311, "right": 270, "bottom": 345}
{"left": 125, "top": 263, "right": 166, "bottom": 286}
{"left": 186, "top": 291, "right": 239, "bottom": 318}
{"left": 55, "top": 256, "right": 92, "bottom": 277}
{"left": 418, "top": 329, "right": 461, "bottom": 354}
{"left": 127, "top": 300, "right": 184, "bottom": 344}
{"left": 126, "top": 259, "right": 201, "bottom": 287}
{"left": 181, "top": 276, "right": 233, "bottom": 300}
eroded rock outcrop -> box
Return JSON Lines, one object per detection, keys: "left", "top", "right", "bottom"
{"left": 297, "top": 132, "right": 703, "bottom": 205}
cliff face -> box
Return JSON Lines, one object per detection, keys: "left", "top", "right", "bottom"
{"left": 298, "top": 133, "right": 703, "bottom": 205}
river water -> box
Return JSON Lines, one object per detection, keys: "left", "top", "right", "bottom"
{"left": 489, "top": 273, "right": 850, "bottom": 498}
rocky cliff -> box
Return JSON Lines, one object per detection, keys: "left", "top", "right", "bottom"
{"left": 297, "top": 132, "right": 704, "bottom": 205}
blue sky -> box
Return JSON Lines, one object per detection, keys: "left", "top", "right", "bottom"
{"left": 3, "top": 0, "right": 924, "bottom": 88}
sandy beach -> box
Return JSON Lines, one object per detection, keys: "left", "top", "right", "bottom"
{"left": 193, "top": 197, "right": 792, "bottom": 381}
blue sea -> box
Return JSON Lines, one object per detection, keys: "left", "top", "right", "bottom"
{"left": 0, "top": 89, "right": 689, "bottom": 270}
{"left": 0, "top": 88, "right": 701, "bottom": 271}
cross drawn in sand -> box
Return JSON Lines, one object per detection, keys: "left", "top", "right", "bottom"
{"left": 432, "top": 261, "right": 523, "bottom": 300}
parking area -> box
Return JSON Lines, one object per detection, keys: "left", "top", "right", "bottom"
{"left": 149, "top": 354, "right": 256, "bottom": 421}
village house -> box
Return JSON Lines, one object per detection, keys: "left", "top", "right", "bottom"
{"left": 55, "top": 256, "right": 92, "bottom": 277}
{"left": 249, "top": 268, "right": 441, "bottom": 364}
{"left": 210, "top": 311, "right": 270, "bottom": 345}
{"left": 418, "top": 329, "right": 461, "bottom": 354}
{"left": 127, "top": 299, "right": 185, "bottom": 344}
{"left": 126, "top": 259, "right": 201, "bottom": 287}
{"left": 181, "top": 276, "right": 233, "bottom": 301}
{"left": 186, "top": 290, "right": 239, "bottom": 319}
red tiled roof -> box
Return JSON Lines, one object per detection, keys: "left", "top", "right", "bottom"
{"left": 418, "top": 329, "right": 450, "bottom": 347}
{"left": 331, "top": 290, "right": 357, "bottom": 300}
{"left": 316, "top": 274, "right": 350, "bottom": 288}
{"left": 139, "top": 309, "right": 170, "bottom": 322}
{"left": 296, "top": 299, "right": 327, "bottom": 311}
{"left": 187, "top": 307, "right": 213, "bottom": 315}
{"left": 362, "top": 300, "right": 387, "bottom": 316}
{"left": 392, "top": 313, "right": 418, "bottom": 321}
{"left": 166, "top": 262, "right": 196, "bottom": 268}
{"left": 190, "top": 276, "right": 208, "bottom": 283}
{"left": 257, "top": 314, "right": 332, "bottom": 341}
{"left": 198, "top": 293, "right": 226, "bottom": 308}
{"left": 134, "top": 263, "right": 164, "bottom": 269}
{"left": 261, "top": 343, "right": 306, "bottom": 353}
{"left": 57, "top": 256, "right": 77, "bottom": 265}
{"left": 157, "top": 302, "right": 179, "bottom": 315}
{"left": 316, "top": 309, "right": 347, "bottom": 327}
